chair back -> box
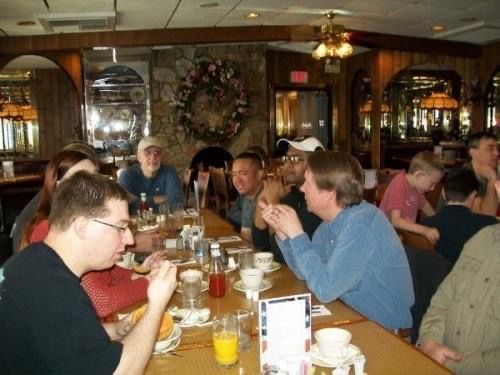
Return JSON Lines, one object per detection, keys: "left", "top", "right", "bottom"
{"left": 404, "top": 246, "right": 451, "bottom": 343}
{"left": 182, "top": 168, "right": 194, "bottom": 206}
{"left": 196, "top": 171, "right": 210, "bottom": 209}
{"left": 397, "top": 229, "right": 435, "bottom": 252}
{"left": 209, "top": 167, "right": 230, "bottom": 217}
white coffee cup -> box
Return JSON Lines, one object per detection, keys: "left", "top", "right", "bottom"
{"left": 314, "top": 328, "right": 352, "bottom": 360}
{"left": 254, "top": 252, "right": 273, "bottom": 271}
{"left": 239, "top": 268, "right": 264, "bottom": 289}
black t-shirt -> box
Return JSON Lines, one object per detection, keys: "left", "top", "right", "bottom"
{"left": 0, "top": 242, "right": 123, "bottom": 374}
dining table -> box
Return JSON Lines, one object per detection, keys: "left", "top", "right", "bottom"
{"left": 127, "top": 208, "right": 450, "bottom": 374}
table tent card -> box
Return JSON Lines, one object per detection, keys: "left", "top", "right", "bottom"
{"left": 259, "top": 293, "right": 311, "bottom": 375}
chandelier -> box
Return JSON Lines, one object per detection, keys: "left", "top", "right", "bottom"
{"left": 420, "top": 92, "right": 459, "bottom": 110}
{"left": 312, "top": 11, "right": 353, "bottom": 60}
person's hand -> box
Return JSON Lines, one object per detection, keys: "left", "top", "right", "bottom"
{"left": 261, "top": 178, "right": 290, "bottom": 205}
{"left": 259, "top": 202, "right": 286, "bottom": 239}
{"left": 115, "top": 314, "right": 134, "bottom": 338}
{"left": 143, "top": 250, "right": 168, "bottom": 270}
{"left": 147, "top": 261, "right": 177, "bottom": 309}
{"left": 271, "top": 204, "right": 304, "bottom": 239}
{"left": 422, "top": 227, "right": 440, "bottom": 244}
{"left": 420, "top": 340, "right": 463, "bottom": 365}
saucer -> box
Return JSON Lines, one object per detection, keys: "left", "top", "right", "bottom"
{"left": 154, "top": 336, "right": 181, "bottom": 355}
{"left": 175, "top": 280, "right": 209, "bottom": 293}
{"left": 233, "top": 279, "right": 273, "bottom": 292}
{"left": 168, "top": 307, "right": 211, "bottom": 327}
{"left": 262, "top": 261, "right": 281, "bottom": 273}
{"left": 311, "top": 343, "right": 361, "bottom": 368}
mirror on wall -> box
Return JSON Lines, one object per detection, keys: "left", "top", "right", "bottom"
{"left": 485, "top": 66, "right": 500, "bottom": 136}
{"left": 0, "top": 55, "right": 81, "bottom": 159}
{"left": 382, "top": 64, "right": 468, "bottom": 144}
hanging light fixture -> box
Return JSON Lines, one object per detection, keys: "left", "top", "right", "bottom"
{"left": 312, "top": 11, "right": 353, "bottom": 60}
{"left": 420, "top": 92, "right": 459, "bottom": 110}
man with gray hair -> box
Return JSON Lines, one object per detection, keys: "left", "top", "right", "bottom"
{"left": 119, "top": 136, "right": 183, "bottom": 213}
{"left": 0, "top": 171, "right": 177, "bottom": 373}
{"left": 260, "top": 151, "right": 414, "bottom": 331}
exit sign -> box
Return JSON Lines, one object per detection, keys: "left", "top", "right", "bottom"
{"left": 290, "top": 71, "right": 308, "bottom": 83}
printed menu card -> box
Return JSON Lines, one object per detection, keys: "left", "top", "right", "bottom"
{"left": 258, "top": 293, "right": 311, "bottom": 374}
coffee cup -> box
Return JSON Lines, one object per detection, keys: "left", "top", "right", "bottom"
{"left": 254, "top": 252, "right": 273, "bottom": 271}
{"left": 314, "top": 328, "right": 352, "bottom": 360}
{"left": 239, "top": 268, "right": 264, "bottom": 290}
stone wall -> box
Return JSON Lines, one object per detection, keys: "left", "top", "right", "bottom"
{"left": 150, "top": 44, "right": 268, "bottom": 173}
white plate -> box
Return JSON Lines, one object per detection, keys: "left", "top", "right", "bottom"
{"left": 153, "top": 324, "right": 182, "bottom": 353}
{"left": 233, "top": 279, "right": 273, "bottom": 292}
{"left": 168, "top": 307, "right": 211, "bottom": 328}
{"left": 201, "top": 263, "right": 237, "bottom": 273}
{"left": 262, "top": 261, "right": 281, "bottom": 273}
{"left": 311, "top": 343, "right": 362, "bottom": 368}
{"left": 176, "top": 280, "right": 209, "bottom": 293}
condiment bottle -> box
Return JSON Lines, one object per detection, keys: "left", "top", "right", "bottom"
{"left": 139, "top": 192, "right": 149, "bottom": 218}
{"left": 208, "top": 242, "right": 225, "bottom": 298}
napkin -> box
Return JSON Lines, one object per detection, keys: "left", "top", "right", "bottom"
{"left": 217, "top": 235, "right": 242, "bottom": 243}
{"left": 311, "top": 304, "right": 332, "bottom": 317}
{"left": 225, "top": 247, "right": 253, "bottom": 255}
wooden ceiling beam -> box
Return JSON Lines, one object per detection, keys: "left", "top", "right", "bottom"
{"left": 0, "top": 25, "right": 481, "bottom": 58}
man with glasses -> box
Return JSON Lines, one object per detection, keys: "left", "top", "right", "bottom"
{"left": 0, "top": 171, "right": 177, "bottom": 373}
{"left": 252, "top": 137, "right": 324, "bottom": 263}
{"left": 119, "top": 136, "right": 183, "bottom": 213}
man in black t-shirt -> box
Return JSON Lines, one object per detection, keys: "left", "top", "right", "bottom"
{"left": 252, "top": 137, "right": 323, "bottom": 263}
{"left": 0, "top": 171, "right": 177, "bottom": 374}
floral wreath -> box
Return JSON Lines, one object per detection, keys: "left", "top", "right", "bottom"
{"left": 175, "top": 59, "right": 249, "bottom": 142}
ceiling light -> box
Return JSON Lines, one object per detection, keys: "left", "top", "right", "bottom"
{"left": 16, "top": 20, "right": 35, "bottom": 26}
{"left": 432, "top": 25, "right": 445, "bottom": 32}
{"left": 200, "top": 2, "right": 219, "bottom": 8}
{"left": 245, "top": 12, "right": 260, "bottom": 19}
{"left": 312, "top": 11, "right": 353, "bottom": 60}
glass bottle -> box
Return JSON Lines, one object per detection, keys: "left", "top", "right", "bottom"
{"left": 139, "top": 192, "right": 149, "bottom": 218}
{"left": 208, "top": 242, "right": 225, "bottom": 298}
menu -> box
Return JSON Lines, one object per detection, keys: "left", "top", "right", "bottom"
{"left": 258, "top": 293, "right": 311, "bottom": 374}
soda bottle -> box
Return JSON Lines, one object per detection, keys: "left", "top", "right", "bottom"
{"left": 139, "top": 192, "right": 149, "bottom": 218}
{"left": 208, "top": 242, "right": 225, "bottom": 298}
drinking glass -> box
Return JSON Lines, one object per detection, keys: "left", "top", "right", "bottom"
{"left": 182, "top": 276, "right": 202, "bottom": 309}
{"left": 158, "top": 201, "right": 169, "bottom": 227}
{"left": 213, "top": 314, "right": 239, "bottom": 367}
{"left": 233, "top": 309, "right": 251, "bottom": 350}
{"left": 152, "top": 234, "right": 165, "bottom": 252}
{"left": 239, "top": 250, "right": 254, "bottom": 270}
{"left": 173, "top": 202, "right": 185, "bottom": 230}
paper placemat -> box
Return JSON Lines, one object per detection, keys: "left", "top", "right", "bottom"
{"left": 311, "top": 304, "right": 332, "bottom": 317}
{"left": 217, "top": 235, "right": 242, "bottom": 243}
{"left": 225, "top": 247, "right": 253, "bottom": 255}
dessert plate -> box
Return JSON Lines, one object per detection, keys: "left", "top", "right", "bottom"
{"left": 168, "top": 307, "right": 211, "bottom": 328}
{"left": 233, "top": 279, "right": 273, "bottom": 292}
{"left": 311, "top": 343, "right": 362, "bottom": 368}
{"left": 153, "top": 324, "right": 182, "bottom": 354}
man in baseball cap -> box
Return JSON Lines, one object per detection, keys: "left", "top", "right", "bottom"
{"left": 118, "top": 136, "right": 183, "bottom": 213}
{"left": 252, "top": 136, "right": 324, "bottom": 263}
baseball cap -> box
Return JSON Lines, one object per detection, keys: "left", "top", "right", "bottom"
{"left": 137, "top": 136, "right": 163, "bottom": 152}
{"left": 277, "top": 137, "right": 325, "bottom": 152}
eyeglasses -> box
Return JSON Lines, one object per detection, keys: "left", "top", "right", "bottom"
{"left": 281, "top": 155, "right": 305, "bottom": 164}
{"left": 143, "top": 149, "right": 162, "bottom": 158}
{"left": 92, "top": 218, "right": 130, "bottom": 233}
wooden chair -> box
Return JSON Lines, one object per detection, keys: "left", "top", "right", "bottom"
{"left": 196, "top": 171, "right": 210, "bottom": 209}
{"left": 182, "top": 168, "right": 194, "bottom": 207}
{"left": 397, "top": 229, "right": 435, "bottom": 252}
{"left": 363, "top": 188, "right": 377, "bottom": 204}
{"left": 208, "top": 167, "right": 231, "bottom": 218}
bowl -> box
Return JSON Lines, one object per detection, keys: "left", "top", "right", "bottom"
{"left": 239, "top": 268, "right": 264, "bottom": 289}
{"left": 132, "top": 305, "right": 174, "bottom": 341}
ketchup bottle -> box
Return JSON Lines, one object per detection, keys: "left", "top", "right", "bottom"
{"left": 139, "top": 192, "right": 149, "bottom": 218}
{"left": 208, "top": 242, "right": 225, "bottom": 297}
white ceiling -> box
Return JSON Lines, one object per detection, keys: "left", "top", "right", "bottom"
{"left": 0, "top": 0, "right": 499, "bottom": 54}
